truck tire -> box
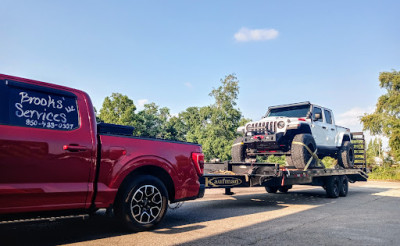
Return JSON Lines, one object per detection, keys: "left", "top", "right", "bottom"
{"left": 114, "top": 175, "right": 168, "bottom": 231}
{"left": 265, "top": 186, "right": 278, "bottom": 193}
{"left": 278, "top": 185, "right": 292, "bottom": 193}
{"left": 339, "top": 176, "right": 349, "bottom": 197}
{"left": 338, "top": 141, "right": 354, "bottom": 168}
{"left": 288, "top": 134, "right": 317, "bottom": 169}
{"left": 232, "top": 137, "right": 245, "bottom": 162}
{"left": 325, "top": 176, "right": 340, "bottom": 198}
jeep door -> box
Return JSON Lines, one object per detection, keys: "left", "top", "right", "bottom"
{"left": 322, "top": 109, "right": 336, "bottom": 146}
{"left": 310, "top": 106, "right": 326, "bottom": 146}
{"left": 0, "top": 79, "right": 95, "bottom": 214}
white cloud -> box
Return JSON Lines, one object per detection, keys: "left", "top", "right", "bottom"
{"left": 136, "top": 99, "right": 149, "bottom": 109}
{"left": 335, "top": 107, "right": 372, "bottom": 130}
{"left": 234, "top": 27, "right": 279, "bottom": 42}
{"left": 184, "top": 82, "right": 192, "bottom": 88}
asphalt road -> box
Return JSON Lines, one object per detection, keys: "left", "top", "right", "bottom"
{"left": 1, "top": 181, "right": 399, "bottom": 246}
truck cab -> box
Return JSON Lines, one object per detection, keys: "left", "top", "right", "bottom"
{"left": 0, "top": 74, "right": 205, "bottom": 231}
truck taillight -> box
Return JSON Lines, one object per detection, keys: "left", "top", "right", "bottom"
{"left": 191, "top": 152, "right": 204, "bottom": 176}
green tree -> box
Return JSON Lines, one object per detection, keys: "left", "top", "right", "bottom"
{"left": 361, "top": 70, "right": 400, "bottom": 161}
{"left": 99, "top": 93, "right": 137, "bottom": 126}
{"left": 135, "top": 102, "right": 179, "bottom": 139}
{"left": 366, "top": 138, "right": 383, "bottom": 167}
{"left": 179, "top": 74, "right": 245, "bottom": 160}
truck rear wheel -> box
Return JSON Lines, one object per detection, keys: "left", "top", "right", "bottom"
{"left": 338, "top": 141, "right": 354, "bottom": 168}
{"left": 114, "top": 175, "right": 168, "bottom": 231}
{"left": 232, "top": 137, "right": 245, "bottom": 162}
{"left": 288, "top": 134, "right": 317, "bottom": 169}
{"left": 325, "top": 176, "right": 340, "bottom": 198}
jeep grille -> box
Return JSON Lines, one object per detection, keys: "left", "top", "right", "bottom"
{"left": 248, "top": 121, "right": 277, "bottom": 134}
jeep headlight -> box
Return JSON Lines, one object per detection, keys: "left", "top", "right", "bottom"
{"left": 246, "top": 124, "right": 253, "bottom": 132}
{"left": 277, "top": 121, "right": 285, "bottom": 129}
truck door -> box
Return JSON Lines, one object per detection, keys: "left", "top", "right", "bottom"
{"left": 0, "top": 79, "right": 95, "bottom": 213}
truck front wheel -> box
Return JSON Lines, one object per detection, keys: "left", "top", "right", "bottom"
{"left": 232, "top": 137, "right": 245, "bottom": 162}
{"left": 114, "top": 175, "right": 168, "bottom": 231}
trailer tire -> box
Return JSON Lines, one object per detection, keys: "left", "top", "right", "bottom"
{"left": 338, "top": 141, "right": 354, "bottom": 169}
{"left": 278, "top": 185, "right": 292, "bottom": 193}
{"left": 232, "top": 137, "right": 245, "bottom": 162}
{"left": 265, "top": 186, "right": 278, "bottom": 193}
{"left": 114, "top": 175, "right": 168, "bottom": 231}
{"left": 339, "top": 176, "right": 349, "bottom": 197}
{"left": 325, "top": 176, "right": 340, "bottom": 198}
{"left": 288, "top": 134, "right": 317, "bottom": 169}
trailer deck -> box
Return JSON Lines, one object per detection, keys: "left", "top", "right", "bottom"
{"left": 200, "top": 132, "right": 368, "bottom": 198}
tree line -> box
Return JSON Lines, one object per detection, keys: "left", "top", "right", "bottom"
{"left": 97, "top": 74, "right": 250, "bottom": 161}
{"left": 97, "top": 70, "right": 400, "bottom": 168}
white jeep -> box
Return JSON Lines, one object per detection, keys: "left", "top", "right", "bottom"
{"left": 233, "top": 102, "right": 354, "bottom": 169}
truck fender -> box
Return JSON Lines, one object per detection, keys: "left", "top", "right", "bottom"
{"left": 109, "top": 155, "right": 179, "bottom": 194}
{"left": 336, "top": 132, "right": 351, "bottom": 147}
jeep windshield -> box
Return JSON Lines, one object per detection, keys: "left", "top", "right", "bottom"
{"left": 266, "top": 105, "right": 311, "bottom": 118}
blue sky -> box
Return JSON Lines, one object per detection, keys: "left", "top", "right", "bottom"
{"left": 1, "top": 0, "right": 399, "bottom": 139}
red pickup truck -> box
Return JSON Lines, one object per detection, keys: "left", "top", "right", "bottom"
{"left": 0, "top": 74, "right": 205, "bottom": 231}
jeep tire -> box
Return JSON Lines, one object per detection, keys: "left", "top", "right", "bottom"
{"left": 338, "top": 141, "right": 354, "bottom": 169}
{"left": 288, "top": 134, "right": 317, "bottom": 169}
{"left": 232, "top": 137, "right": 245, "bottom": 162}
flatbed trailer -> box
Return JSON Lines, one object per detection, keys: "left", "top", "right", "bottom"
{"left": 200, "top": 132, "right": 368, "bottom": 198}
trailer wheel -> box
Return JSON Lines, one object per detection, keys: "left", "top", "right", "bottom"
{"left": 338, "top": 141, "right": 354, "bottom": 169}
{"left": 114, "top": 175, "right": 168, "bottom": 231}
{"left": 339, "top": 176, "right": 349, "bottom": 197}
{"left": 325, "top": 176, "right": 340, "bottom": 198}
{"left": 265, "top": 186, "right": 278, "bottom": 193}
{"left": 232, "top": 137, "right": 245, "bottom": 162}
{"left": 288, "top": 134, "right": 317, "bottom": 169}
{"left": 278, "top": 185, "right": 292, "bottom": 193}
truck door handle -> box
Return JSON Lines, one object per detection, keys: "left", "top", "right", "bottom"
{"left": 63, "top": 145, "right": 88, "bottom": 152}
{"left": 331, "top": 128, "right": 335, "bottom": 131}
{"left": 322, "top": 126, "right": 327, "bottom": 129}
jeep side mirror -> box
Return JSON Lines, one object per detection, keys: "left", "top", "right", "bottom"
{"left": 314, "top": 113, "right": 321, "bottom": 121}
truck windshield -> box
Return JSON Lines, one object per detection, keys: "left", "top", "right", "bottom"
{"left": 266, "top": 105, "right": 311, "bottom": 118}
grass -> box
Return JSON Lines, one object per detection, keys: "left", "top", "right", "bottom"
{"left": 369, "top": 166, "right": 400, "bottom": 181}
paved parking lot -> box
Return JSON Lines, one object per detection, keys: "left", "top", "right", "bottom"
{"left": 1, "top": 181, "right": 400, "bottom": 246}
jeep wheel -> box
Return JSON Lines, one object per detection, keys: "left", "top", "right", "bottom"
{"left": 288, "top": 134, "right": 317, "bottom": 169}
{"left": 338, "top": 141, "right": 354, "bottom": 169}
{"left": 114, "top": 175, "right": 168, "bottom": 231}
{"left": 232, "top": 137, "right": 245, "bottom": 162}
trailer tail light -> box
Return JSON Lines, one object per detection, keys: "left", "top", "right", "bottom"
{"left": 298, "top": 118, "right": 306, "bottom": 121}
{"left": 191, "top": 152, "right": 204, "bottom": 176}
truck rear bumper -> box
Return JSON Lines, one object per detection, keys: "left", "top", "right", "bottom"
{"left": 197, "top": 184, "right": 205, "bottom": 198}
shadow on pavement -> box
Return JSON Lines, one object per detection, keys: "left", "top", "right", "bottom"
{"left": 0, "top": 185, "right": 391, "bottom": 245}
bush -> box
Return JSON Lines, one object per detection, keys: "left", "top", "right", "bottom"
{"left": 369, "top": 166, "right": 400, "bottom": 181}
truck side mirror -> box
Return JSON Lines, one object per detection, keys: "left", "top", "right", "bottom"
{"left": 306, "top": 112, "right": 312, "bottom": 119}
